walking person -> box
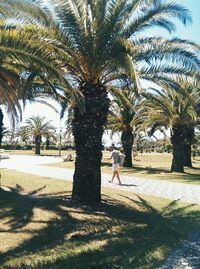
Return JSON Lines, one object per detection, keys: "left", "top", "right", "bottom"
{"left": 107, "top": 146, "right": 122, "bottom": 185}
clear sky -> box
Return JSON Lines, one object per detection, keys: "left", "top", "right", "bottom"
{"left": 174, "top": 0, "right": 200, "bottom": 44}
{"left": 3, "top": 0, "right": 200, "bottom": 137}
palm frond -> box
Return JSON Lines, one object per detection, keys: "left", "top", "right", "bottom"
{"left": 123, "top": 1, "right": 192, "bottom": 38}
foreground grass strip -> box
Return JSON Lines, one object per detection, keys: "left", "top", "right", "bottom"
{"left": 0, "top": 170, "right": 200, "bottom": 269}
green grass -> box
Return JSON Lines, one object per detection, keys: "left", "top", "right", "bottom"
{"left": 4, "top": 149, "right": 74, "bottom": 156}
{"left": 1, "top": 170, "right": 200, "bottom": 269}
{"left": 42, "top": 152, "right": 200, "bottom": 185}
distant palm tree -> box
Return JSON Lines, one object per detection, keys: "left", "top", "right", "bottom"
{"left": 18, "top": 116, "right": 56, "bottom": 155}
{"left": 1, "top": 0, "right": 199, "bottom": 203}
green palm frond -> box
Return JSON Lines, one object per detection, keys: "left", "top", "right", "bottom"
{"left": 135, "top": 84, "right": 198, "bottom": 138}
{"left": 0, "top": 0, "right": 199, "bottom": 123}
{"left": 106, "top": 86, "right": 138, "bottom": 136}
{"left": 20, "top": 115, "right": 56, "bottom": 139}
{"left": 0, "top": 0, "right": 55, "bottom": 27}
{"left": 123, "top": 1, "right": 192, "bottom": 38}
{"left": 133, "top": 37, "right": 200, "bottom": 73}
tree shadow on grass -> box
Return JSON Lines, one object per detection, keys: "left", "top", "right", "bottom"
{"left": 166, "top": 173, "right": 200, "bottom": 183}
{"left": 121, "top": 165, "right": 200, "bottom": 184}
{"left": 122, "top": 165, "right": 170, "bottom": 175}
{"left": 85, "top": 161, "right": 200, "bottom": 185}
{"left": 101, "top": 160, "right": 170, "bottom": 175}
{"left": 0, "top": 188, "right": 200, "bottom": 269}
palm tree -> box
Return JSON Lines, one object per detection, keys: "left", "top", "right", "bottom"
{"left": 1, "top": 0, "right": 199, "bottom": 203}
{"left": 136, "top": 87, "right": 198, "bottom": 173}
{"left": 18, "top": 116, "right": 56, "bottom": 155}
{"left": 107, "top": 88, "right": 137, "bottom": 167}
{"left": 183, "top": 83, "right": 200, "bottom": 167}
{"left": 0, "top": 22, "right": 64, "bottom": 142}
{"left": 0, "top": 64, "right": 22, "bottom": 135}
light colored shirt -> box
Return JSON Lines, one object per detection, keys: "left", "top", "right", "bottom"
{"left": 111, "top": 150, "right": 120, "bottom": 164}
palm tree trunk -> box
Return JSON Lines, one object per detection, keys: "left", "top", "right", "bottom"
{"left": 183, "top": 144, "right": 192, "bottom": 167}
{"left": 171, "top": 125, "right": 185, "bottom": 173}
{"left": 35, "top": 135, "right": 41, "bottom": 155}
{"left": 0, "top": 107, "right": 4, "bottom": 147}
{"left": 72, "top": 83, "right": 109, "bottom": 204}
{"left": 45, "top": 138, "right": 50, "bottom": 150}
{"left": 183, "top": 126, "right": 194, "bottom": 168}
{"left": 121, "top": 130, "right": 133, "bottom": 167}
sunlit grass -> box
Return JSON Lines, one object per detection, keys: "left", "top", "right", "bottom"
{"left": 1, "top": 170, "right": 200, "bottom": 269}
{"left": 4, "top": 149, "right": 74, "bottom": 156}
{"left": 41, "top": 152, "right": 200, "bottom": 185}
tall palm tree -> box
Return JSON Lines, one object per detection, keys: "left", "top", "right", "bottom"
{"left": 18, "top": 116, "right": 56, "bottom": 155}
{"left": 1, "top": 0, "right": 199, "bottom": 203}
{"left": 136, "top": 87, "right": 198, "bottom": 172}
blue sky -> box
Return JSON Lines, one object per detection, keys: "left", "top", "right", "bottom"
{"left": 3, "top": 0, "right": 200, "bottom": 133}
{"left": 142, "top": 0, "right": 200, "bottom": 43}
{"left": 175, "top": 0, "right": 200, "bottom": 44}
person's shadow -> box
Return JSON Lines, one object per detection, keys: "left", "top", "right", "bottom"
{"left": 120, "top": 183, "right": 137, "bottom": 187}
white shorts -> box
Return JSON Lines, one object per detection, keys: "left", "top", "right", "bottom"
{"left": 112, "top": 163, "right": 119, "bottom": 171}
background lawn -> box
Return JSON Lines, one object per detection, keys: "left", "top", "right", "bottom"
{"left": 34, "top": 151, "right": 200, "bottom": 185}
{"left": 0, "top": 169, "right": 200, "bottom": 269}
{"left": 2, "top": 149, "right": 74, "bottom": 156}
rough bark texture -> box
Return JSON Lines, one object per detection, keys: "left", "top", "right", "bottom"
{"left": 35, "top": 135, "right": 41, "bottom": 155}
{"left": 72, "top": 83, "right": 109, "bottom": 204}
{"left": 121, "top": 130, "right": 133, "bottom": 167}
{"left": 0, "top": 107, "right": 4, "bottom": 147}
{"left": 45, "top": 139, "right": 50, "bottom": 150}
{"left": 171, "top": 125, "right": 186, "bottom": 173}
{"left": 184, "top": 144, "right": 192, "bottom": 167}
{"left": 183, "top": 126, "right": 194, "bottom": 168}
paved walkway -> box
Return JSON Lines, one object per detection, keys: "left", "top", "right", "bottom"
{"left": 1, "top": 155, "right": 200, "bottom": 205}
{"left": 160, "top": 225, "right": 200, "bottom": 269}
{"left": 1, "top": 154, "right": 200, "bottom": 269}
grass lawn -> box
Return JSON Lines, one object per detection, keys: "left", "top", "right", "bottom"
{"left": 41, "top": 151, "right": 200, "bottom": 185}
{"left": 1, "top": 170, "right": 200, "bottom": 269}
{"left": 3, "top": 149, "right": 74, "bottom": 157}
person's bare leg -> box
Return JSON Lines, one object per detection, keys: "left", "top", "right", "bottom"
{"left": 116, "top": 171, "right": 122, "bottom": 184}
{"left": 109, "top": 171, "right": 116, "bottom": 183}
{"left": 112, "top": 171, "right": 116, "bottom": 182}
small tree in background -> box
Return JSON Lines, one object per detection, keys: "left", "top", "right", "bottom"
{"left": 19, "top": 116, "right": 56, "bottom": 155}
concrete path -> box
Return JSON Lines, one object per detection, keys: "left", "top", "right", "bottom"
{"left": 1, "top": 154, "right": 200, "bottom": 269}
{"left": 160, "top": 225, "right": 200, "bottom": 269}
{"left": 1, "top": 155, "right": 200, "bottom": 205}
